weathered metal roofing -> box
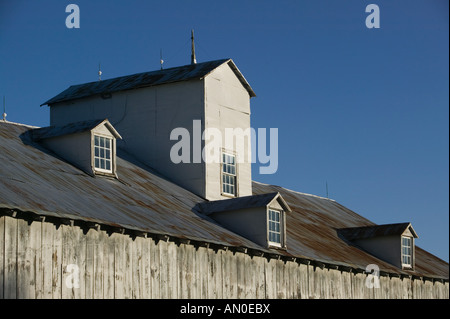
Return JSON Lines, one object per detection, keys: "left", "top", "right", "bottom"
{"left": 31, "top": 119, "right": 122, "bottom": 140}
{"left": 0, "top": 121, "right": 448, "bottom": 280}
{"left": 41, "top": 59, "right": 256, "bottom": 106}
{"left": 339, "top": 223, "right": 418, "bottom": 240}
{"left": 197, "top": 192, "right": 291, "bottom": 215}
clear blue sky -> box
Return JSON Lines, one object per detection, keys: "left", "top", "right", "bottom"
{"left": 1, "top": 0, "right": 448, "bottom": 262}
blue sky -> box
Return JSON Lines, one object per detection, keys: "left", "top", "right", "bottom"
{"left": 1, "top": 0, "right": 448, "bottom": 262}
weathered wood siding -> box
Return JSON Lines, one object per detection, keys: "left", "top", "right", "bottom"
{"left": 0, "top": 216, "right": 448, "bottom": 299}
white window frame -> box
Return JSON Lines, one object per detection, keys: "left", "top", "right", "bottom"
{"left": 401, "top": 236, "right": 413, "bottom": 268}
{"left": 268, "top": 208, "right": 283, "bottom": 248}
{"left": 94, "top": 134, "right": 113, "bottom": 174}
{"left": 221, "top": 151, "right": 237, "bottom": 197}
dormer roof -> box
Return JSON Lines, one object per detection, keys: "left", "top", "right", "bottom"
{"left": 198, "top": 192, "right": 291, "bottom": 216}
{"left": 31, "top": 119, "right": 122, "bottom": 141}
{"left": 41, "top": 59, "right": 256, "bottom": 106}
{"left": 339, "top": 222, "right": 419, "bottom": 241}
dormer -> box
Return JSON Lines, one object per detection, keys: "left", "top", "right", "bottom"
{"left": 32, "top": 119, "right": 122, "bottom": 177}
{"left": 339, "top": 223, "right": 418, "bottom": 270}
{"left": 198, "top": 192, "right": 292, "bottom": 249}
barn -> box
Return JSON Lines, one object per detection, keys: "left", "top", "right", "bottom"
{"left": 0, "top": 58, "right": 448, "bottom": 299}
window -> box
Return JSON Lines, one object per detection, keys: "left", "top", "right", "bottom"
{"left": 94, "top": 135, "right": 112, "bottom": 173}
{"left": 268, "top": 209, "right": 282, "bottom": 247}
{"left": 401, "top": 236, "right": 412, "bottom": 268}
{"left": 222, "top": 152, "right": 237, "bottom": 196}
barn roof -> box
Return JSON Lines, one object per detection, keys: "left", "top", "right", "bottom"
{"left": 0, "top": 121, "right": 448, "bottom": 281}
{"left": 41, "top": 59, "right": 256, "bottom": 106}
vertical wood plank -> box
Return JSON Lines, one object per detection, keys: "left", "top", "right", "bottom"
{"left": 142, "top": 237, "right": 151, "bottom": 299}
{"left": 198, "top": 246, "right": 208, "bottom": 298}
{"left": 286, "top": 261, "right": 297, "bottom": 299}
{"left": 17, "top": 218, "right": 34, "bottom": 299}
{"left": 62, "top": 224, "right": 85, "bottom": 299}
{"left": 246, "top": 254, "right": 256, "bottom": 298}
{"left": 103, "top": 232, "right": 115, "bottom": 299}
{"left": 158, "top": 239, "right": 168, "bottom": 298}
{"left": 93, "top": 229, "right": 105, "bottom": 299}
{"left": 340, "top": 269, "right": 352, "bottom": 299}
{"left": 307, "top": 263, "right": 315, "bottom": 298}
{"left": 131, "top": 237, "right": 140, "bottom": 299}
{"left": 276, "top": 259, "right": 287, "bottom": 299}
{"left": 297, "top": 263, "right": 308, "bottom": 299}
{"left": 52, "top": 224, "right": 62, "bottom": 299}
{"left": 255, "top": 256, "right": 265, "bottom": 299}
{"left": 149, "top": 237, "right": 160, "bottom": 298}
{"left": 215, "top": 248, "right": 224, "bottom": 298}
{"left": 41, "top": 221, "right": 54, "bottom": 299}
{"left": 265, "top": 257, "right": 277, "bottom": 298}
{"left": 124, "top": 235, "right": 132, "bottom": 299}
{"left": 176, "top": 242, "right": 186, "bottom": 299}
{"left": 178, "top": 243, "right": 192, "bottom": 299}
{"left": 222, "top": 249, "right": 237, "bottom": 298}
{"left": 33, "top": 221, "right": 43, "bottom": 299}
{"left": 188, "top": 244, "right": 198, "bottom": 298}
{"left": 114, "top": 233, "right": 125, "bottom": 299}
{"left": 236, "top": 251, "right": 246, "bottom": 298}
{"left": 167, "top": 241, "right": 178, "bottom": 298}
{"left": 4, "top": 216, "right": 17, "bottom": 299}
{"left": 207, "top": 247, "right": 220, "bottom": 299}
{"left": 0, "top": 216, "right": 4, "bottom": 299}
{"left": 310, "top": 265, "right": 320, "bottom": 299}
{"left": 85, "top": 228, "right": 95, "bottom": 299}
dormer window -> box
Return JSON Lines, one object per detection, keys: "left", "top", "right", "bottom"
{"left": 94, "top": 135, "right": 113, "bottom": 174}
{"left": 268, "top": 208, "right": 283, "bottom": 247}
{"left": 339, "top": 222, "right": 418, "bottom": 270}
{"left": 32, "top": 119, "right": 122, "bottom": 177}
{"left": 222, "top": 152, "right": 237, "bottom": 197}
{"left": 198, "top": 192, "right": 291, "bottom": 250}
{"left": 401, "top": 236, "right": 413, "bottom": 268}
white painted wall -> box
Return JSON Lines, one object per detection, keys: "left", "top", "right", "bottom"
{"left": 211, "top": 207, "right": 268, "bottom": 247}
{"left": 41, "top": 131, "right": 92, "bottom": 175}
{"left": 354, "top": 235, "right": 402, "bottom": 268}
{"left": 204, "top": 62, "right": 252, "bottom": 200}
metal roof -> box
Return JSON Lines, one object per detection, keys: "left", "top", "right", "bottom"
{"left": 41, "top": 59, "right": 256, "bottom": 106}
{"left": 0, "top": 121, "right": 448, "bottom": 280}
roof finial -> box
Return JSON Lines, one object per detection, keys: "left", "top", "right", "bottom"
{"left": 2, "top": 96, "right": 6, "bottom": 122}
{"left": 98, "top": 62, "right": 102, "bottom": 81}
{"left": 191, "top": 29, "right": 197, "bottom": 65}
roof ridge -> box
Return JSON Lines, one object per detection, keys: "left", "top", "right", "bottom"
{"left": 41, "top": 58, "right": 236, "bottom": 106}
{"left": 0, "top": 120, "right": 40, "bottom": 129}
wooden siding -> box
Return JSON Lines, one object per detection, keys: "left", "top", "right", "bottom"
{"left": 0, "top": 216, "right": 448, "bottom": 299}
